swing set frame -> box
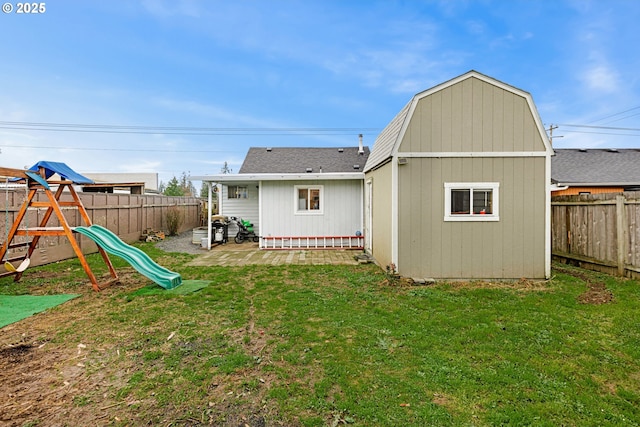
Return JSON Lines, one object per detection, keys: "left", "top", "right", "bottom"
{"left": 0, "top": 166, "right": 118, "bottom": 291}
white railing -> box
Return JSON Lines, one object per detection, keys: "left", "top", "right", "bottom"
{"left": 261, "top": 235, "right": 364, "bottom": 250}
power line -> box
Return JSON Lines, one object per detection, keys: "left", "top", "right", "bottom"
{"left": 0, "top": 144, "right": 229, "bottom": 153}
{"left": 559, "top": 130, "right": 640, "bottom": 137}
{"left": 0, "top": 120, "right": 381, "bottom": 135}
{"left": 588, "top": 106, "right": 640, "bottom": 124}
{"left": 556, "top": 123, "right": 640, "bottom": 132}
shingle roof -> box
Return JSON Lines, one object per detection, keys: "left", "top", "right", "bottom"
{"left": 238, "top": 147, "right": 370, "bottom": 174}
{"left": 363, "top": 100, "right": 411, "bottom": 172}
{"left": 552, "top": 149, "right": 640, "bottom": 185}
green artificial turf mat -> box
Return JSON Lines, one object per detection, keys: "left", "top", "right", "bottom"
{"left": 0, "top": 294, "right": 80, "bottom": 328}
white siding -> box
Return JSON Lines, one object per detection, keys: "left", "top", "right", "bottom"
{"left": 219, "top": 184, "right": 260, "bottom": 235}
{"left": 260, "top": 180, "right": 363, "bottom": 237}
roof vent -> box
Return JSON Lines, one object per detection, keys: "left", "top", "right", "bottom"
{"left": 338, "top": 148, "right": 344, "bottom": 153}
{"left": 306, "top": 167, "right": 313, "bottom": 173}
{"left": 266, "top": 147, "right": 272, "bottom": 152}
{"left": 608, "top": 148, "right": 619, "bottom": 153}
{"left": 353, "top": 164, "right": 360, "bottom": 170}
{"left": 578, "top": 148, "right": 587, "bottom": 152}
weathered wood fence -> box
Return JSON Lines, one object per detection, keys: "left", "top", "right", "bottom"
{"left": 551, "top": 191, "right": 640, "bottom": 278}
{"left": 1, "top": 189, "right": 202, "bottom": 268}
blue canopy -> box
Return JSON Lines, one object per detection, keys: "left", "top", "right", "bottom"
{"left": 25, "top": 161, "right": 94, "bottom": 184}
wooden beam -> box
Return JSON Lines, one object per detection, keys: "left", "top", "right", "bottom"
{"left": 0, "top": 167, "right": 31, "bottom": 179}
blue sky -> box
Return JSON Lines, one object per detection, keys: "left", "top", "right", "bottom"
{"left": 1, "top": 0, "right": 639, "bottom": 187}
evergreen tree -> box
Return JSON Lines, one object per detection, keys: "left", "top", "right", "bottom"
{"left": 163, "top": 176, "right": 184, "bottom": 196}
{"left": 221, "top": 161, "right": 232, "bottom": 174}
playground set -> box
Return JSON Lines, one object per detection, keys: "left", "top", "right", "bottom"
{"left": 0, "top": 161, "right": 182, "bottom": 291}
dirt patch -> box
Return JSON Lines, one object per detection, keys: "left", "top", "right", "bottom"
{"left": 554, "top": 266, "right": 614, "bottom": 305}
{"left": 0, "top": 266, "right": 292, "bottom": 427}
{"left": 0, "top": 271, "right": 138, "bottom": 426}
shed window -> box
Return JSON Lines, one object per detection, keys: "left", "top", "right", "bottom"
{"left": 228, "top": 185, "right": 248, "bottom": 199}
{"left": 295, "top": 185, "right": 323, "bottom": 214}
{"left": 444, "top": 183, "right": 499, "bottom": 221}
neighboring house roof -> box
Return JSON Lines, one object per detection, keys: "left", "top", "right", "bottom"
{"left": 552, "top": 148, "right": 640, "bottom": 186}
{"left": 239, "top": 147, "right": 370, "bottom": 174}
{"left": 364, "top": 70, "right": 552, "bottom": 172}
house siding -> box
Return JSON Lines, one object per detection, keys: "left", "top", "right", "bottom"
{"left": 260, "top": 179, "right": 363, "bottom": 238}
{"left": 220, "top": 184, "right": 260, "bottom": 236}
{"left": 397, "top": 156, "right": 546, "bottom": 279}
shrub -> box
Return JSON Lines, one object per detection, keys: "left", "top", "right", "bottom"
{"left": 166, "top": 206, "right": 183, "bottom": 236}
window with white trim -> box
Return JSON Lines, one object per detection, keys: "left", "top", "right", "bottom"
{"left": 228, "top": 185, "right": 248, "bottom": 199}
{"left": 295, "top": 185, "right": 323, "bottom": 214}
{"left": 444, "top": 182, "right": 499, "bottom": 221}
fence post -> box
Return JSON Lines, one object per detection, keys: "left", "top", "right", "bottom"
{"left": 616, "top": 194, "right": 627, "bottom": 276}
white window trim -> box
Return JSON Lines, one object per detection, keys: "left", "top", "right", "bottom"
{"left": 294, "top": 185, "right": 324, "bottom": 215}
{"left": 228, "top": 185, "right": 249, "bottom": 199}
{"left": 444, "top": 182, "right": 500, "bottom": 222}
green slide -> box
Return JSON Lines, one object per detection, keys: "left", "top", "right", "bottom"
{"left": 74, "top": 224, "right": 182, "bottom": 289}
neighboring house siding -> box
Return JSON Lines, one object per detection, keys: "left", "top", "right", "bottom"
{"left": 366, "top": 165, "right": 393, "bottom": 269}
{"left": 402, "top": 77, "right": 544, "bottom": 153}
{"left": 260, "top": 180, "right": 362, "bottom": 237}
{"left": 397, "top": 157, "right": 546, "bottom": 279}
{"left": 552, "top": 187, "right": 624, "bottom": 196}
{"left": 220, "top": 185, "right": 260, "bottom": 235}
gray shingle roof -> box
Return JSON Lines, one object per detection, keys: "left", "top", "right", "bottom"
{"left": 552, "top": 148, "right": 640, "bottom": 185}
{"left": 239, "top": 147, "right": 370, "bottom": 174}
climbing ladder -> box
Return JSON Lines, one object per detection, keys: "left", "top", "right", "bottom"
{"left": 0, "top": 166, "right": 118, "bottom": 291}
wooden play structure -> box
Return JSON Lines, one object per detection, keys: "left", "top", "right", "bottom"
{"left": 0, "top": 163, "right": 118, "bottom": 291}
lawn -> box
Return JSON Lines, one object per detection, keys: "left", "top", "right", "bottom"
{"left": 1, "top": 243, "right": 640, "bottom": 426}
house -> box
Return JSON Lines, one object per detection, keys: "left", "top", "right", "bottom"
{"left": 363, "top": 70, "right": 553, "bottom": 280}
{"left": 81, "top": 172, "right": 160, "bottom": 194}
{"left": 193, "top": 142, "right": 370, "bottom": 249}
{"left": 551, "top": 148, "right": 640, "bottom": 196}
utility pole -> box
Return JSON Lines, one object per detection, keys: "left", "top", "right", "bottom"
{"left": 547, "top": 124, "right": 563, "bottom": 145}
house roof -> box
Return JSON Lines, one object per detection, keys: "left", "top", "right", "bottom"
{"left": 364, "top": 70, "right": 552, "bottom": 172}
{"left": 552, "top": 148, "right": 640, "bottom": 186}
{"left": 239, "top": 146, "right": 370, "bottom": 174}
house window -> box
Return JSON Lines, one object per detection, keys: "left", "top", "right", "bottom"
{"left": 228, "top": 185, "right": 248, "bottom": 199}
{"left": 444, "top": 182, "right": 499, "bottom": 221}
{"left": 295, "top": 185, "right": 323, "bottom": 214}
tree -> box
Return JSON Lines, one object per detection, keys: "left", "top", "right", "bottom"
{"left": 221, "top": 161, "right": 232, "bottom": 174}
{"left": 162, "top": 172, "right": 197, "bottom": 196}
{"left": 163, "top": 176, "right": 184, "bottom": 196}
{"left": 179, "top": 171, "right": 197, "bottom": 197}
{"left": 200, "top": 182, "right": 217, "bottom": 199}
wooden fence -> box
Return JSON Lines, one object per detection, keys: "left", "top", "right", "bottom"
{"left": 551, "top": 191, "right": 640, "bottom": 278}
{"left": 1, "top": 189, "right": 202, "bottom": 268}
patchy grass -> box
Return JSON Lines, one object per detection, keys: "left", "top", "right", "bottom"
{"left": 2, "top": 245, "right": 640, "bottom": 426}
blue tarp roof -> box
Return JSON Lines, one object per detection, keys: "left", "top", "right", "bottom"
{"left": 25, "top": 161, "right": 94, "bottom": 184}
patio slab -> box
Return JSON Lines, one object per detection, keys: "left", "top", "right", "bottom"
{"left": 186, "top": 242, "right": 362, "bottom": 267}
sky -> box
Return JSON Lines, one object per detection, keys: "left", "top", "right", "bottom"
{"left": 1, "top": 0, "right": 640, "bottom": 189}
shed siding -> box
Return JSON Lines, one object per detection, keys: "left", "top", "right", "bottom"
{"left": 397, "top": 157, "right": 546, "bottom": 279}
{"left": 260, "top": 180, "right": 362, "bottom": 237}
{"left": 402, "top": 77, "right": 545, "bottom": 154}
{"left": 366, "top": 164, "right": 393, "bottom": 268}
